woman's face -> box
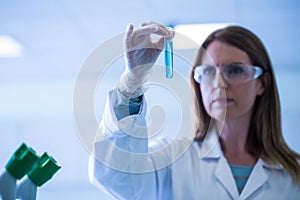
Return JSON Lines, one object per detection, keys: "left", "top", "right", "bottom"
{"left": 200, "top": 40, "right": 265, "bottom": 121}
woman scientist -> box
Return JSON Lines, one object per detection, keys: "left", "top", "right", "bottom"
{"left": 89, "top": 22, "right": 300, "bottom": 199}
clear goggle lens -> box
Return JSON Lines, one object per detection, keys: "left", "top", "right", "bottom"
{"left": 194, "top": 63, "right": 263, "bottom": 85}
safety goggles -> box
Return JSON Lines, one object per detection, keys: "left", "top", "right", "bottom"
{"left": 193, "top": 63, "right": 263, "bottom": 85}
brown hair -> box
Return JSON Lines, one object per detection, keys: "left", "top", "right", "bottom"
{"left": 190, "top": 25, "right": 300, "bottom": 182}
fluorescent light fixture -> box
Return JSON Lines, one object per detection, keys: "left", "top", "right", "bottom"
{"left": 0, "top": 35, "right": 24, "bottom": 57}
{"left": 173, "top": 23, "right": 233, "bottom": 49}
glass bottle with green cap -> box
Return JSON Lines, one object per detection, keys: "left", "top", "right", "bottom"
{"left": 16, "top": 152, "right": 61, "bottom": 200}
{"left": 0, "top": 143, "right": 39, "bottom": 200}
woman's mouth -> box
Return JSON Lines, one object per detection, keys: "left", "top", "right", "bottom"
{"left": 212, "top": 97, "right": 234, "bottom": 104}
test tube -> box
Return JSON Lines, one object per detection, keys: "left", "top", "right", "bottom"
{"left": 164, "top": 40, "right": 173, "bottom": 79}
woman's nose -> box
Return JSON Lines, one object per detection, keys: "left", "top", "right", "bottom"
{"left": 213, "top": 73, "right": 228, "bottom": 88}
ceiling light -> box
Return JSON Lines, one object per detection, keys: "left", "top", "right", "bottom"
{"left": 173, "top": 23, "right": 233, "bottom": 49}
{"left": 0, "top": 35, "right": 24, "bottom": 57}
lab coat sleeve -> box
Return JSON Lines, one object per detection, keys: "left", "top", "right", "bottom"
{"left": 89, "top": 89, "right": 171, "bottom": 200}
{"left": 113, "top": 89, "right": 143, "bottom": 120}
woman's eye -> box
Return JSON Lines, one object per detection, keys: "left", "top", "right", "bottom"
{"left": 203, "top": 66, "right": 216, "bottom": 76}
{"left": 227, "top": 65, "right": 245, "bottom": 74}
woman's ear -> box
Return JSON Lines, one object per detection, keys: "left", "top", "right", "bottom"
{"left": 257, "top": 73, "right": 270, "bottom": 96}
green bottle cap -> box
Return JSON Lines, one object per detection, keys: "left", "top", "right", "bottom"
{"left": 5, "top": 143, "right": 39, "bottom": 179}
{"left": 27, "top": 152, "right": 61, "bottom": 186}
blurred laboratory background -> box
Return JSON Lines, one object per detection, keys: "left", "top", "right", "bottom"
{"left": 1, "top": 0, "right": 300, "bottom": 199}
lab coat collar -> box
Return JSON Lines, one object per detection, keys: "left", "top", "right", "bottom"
{"left": 213, "top": 154, "right": 272, "bottom": 200}
{"left": 197, "top": 124, "right": 284, "bottom": 170}
{"left": 239, "top": 158, "right": 270, "bottom": 199}
{"left": 198, "top": 125, "right": 240, "bottom": 198}
{"left": 197, "top": 124, "right": 222, "bottom": 159}
{"left": 215, "top": 156, "right": 240, "bottom": 199}
{"left": 204, "top": 136, "right": 270, "bottom": 199}
{"left": 259, "top": 159, "right": 284, "bottom": 170}
{"left": 197, "top": 124, "right": 285, "bottom": 199}
{"left": 240, "top": 159, "right": 284, "bottom": 199}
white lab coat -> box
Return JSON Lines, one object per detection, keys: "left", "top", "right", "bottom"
{"left": 89, "top": 90, "right": 300, "bottom": 200}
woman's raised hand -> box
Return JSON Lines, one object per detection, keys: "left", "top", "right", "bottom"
{"left": 117, "top": 22, "right": 174, "bottom": 98}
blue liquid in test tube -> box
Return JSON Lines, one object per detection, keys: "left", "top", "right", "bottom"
{"left": 164, "top": 40, "right": 173, "bottom": 79}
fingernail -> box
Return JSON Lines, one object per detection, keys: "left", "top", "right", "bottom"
{"left": 149, "top": 24, "right": 159, "bottom": 31}
{"left": 126, "top": 23, "right": 133, "bottom": 31}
